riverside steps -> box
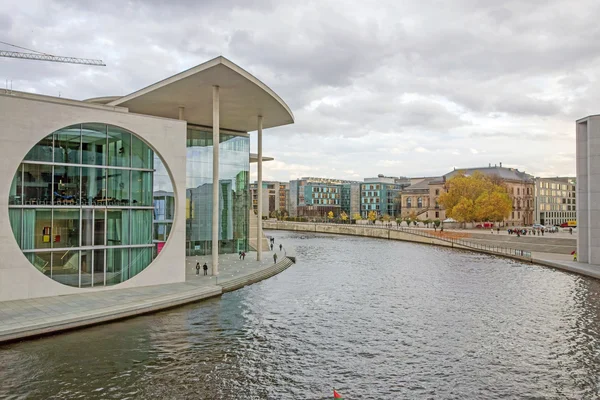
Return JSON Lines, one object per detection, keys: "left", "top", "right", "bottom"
{"left": 264, "top": 221, "right": 598, "bottom": 280}
{"left": 0, "top": 251, "right": 295, "bottom": 344}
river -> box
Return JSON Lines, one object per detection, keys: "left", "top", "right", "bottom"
{"left": 1, "top": 230, "right": 600, "bottom": 399}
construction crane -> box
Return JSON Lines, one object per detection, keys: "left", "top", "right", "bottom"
{"left": 0, "top": 41, "right": 105, "bottom": 66}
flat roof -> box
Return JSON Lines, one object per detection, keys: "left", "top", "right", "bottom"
{"left": 107, "top": 56, "right": 294, "bottom": 132}
{"left": 250, "top": 153, "right": 274, "bottom": 163}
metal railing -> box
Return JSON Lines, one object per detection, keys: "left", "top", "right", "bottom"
{"left": 397, "top": 227, "right": 532, "bottom": 259}
{"left": 266, "top": 220, "right": 532, "bottom": 259}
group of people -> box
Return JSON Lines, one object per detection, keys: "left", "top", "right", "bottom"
{"left": 269, "top": 236, "right": 282, "bottom": 263}
{"left": 195, "top": 262, "right": 208, "bottom": 276}
{"left": 196, "top": 237, "right": 284, "bottom": 276}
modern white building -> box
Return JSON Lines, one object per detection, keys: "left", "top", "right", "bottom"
{"left": 576, "top": 116, "right": 600, "bottom": 264}
{"left": 0, "top": 56, "right": 293, "bottom": 301}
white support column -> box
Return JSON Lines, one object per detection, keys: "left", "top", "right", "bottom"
{"left": 257, "top": 115, "right": 263, "bottom": 261}
{"left": 212, "top": 86, "right": 220, "bottom": 275}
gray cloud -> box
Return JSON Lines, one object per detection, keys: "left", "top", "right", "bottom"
{"left": 1, "top": 0, "right": 592, "bottom": 180}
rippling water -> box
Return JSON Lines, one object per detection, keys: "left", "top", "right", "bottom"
{"left": 2, "top": 231, "right": 600, "bottom": 399}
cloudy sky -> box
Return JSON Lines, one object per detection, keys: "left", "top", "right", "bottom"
{"left": 1, "top": 0, "right": 598, "bottom": 182}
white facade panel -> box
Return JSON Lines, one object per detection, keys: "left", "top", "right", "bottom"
{"left": 0, "top": 93, "right": 187, "bottom": 301}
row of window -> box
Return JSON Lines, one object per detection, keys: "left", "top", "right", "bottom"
{"left": 538, "top": 189, "right": 576, "bottom": 197}
{"left": 511, "top": 187, "right": 532, "bottom": 195}
{"left": 26, "top": 124, "right": 153, "bottom": 169}
{"left": 312, "top": 193, "right": 339, "bottom": 199}
{"left": 538, "top": 204, "right": 576, "bottom": 211}
{"left": 312, "top": 199, "right": 339, "bottom": 205}
{"left": 538, "top": 182, "right": 575, "bottom": 191}
{"left": 311, "top": 187, "right": 339, "bottom": 193}
{"left": 10, "top": 163, "right": 153, "bottom": 207}
{"left": 9, "top": 208, "right": 152, "bottom": 250}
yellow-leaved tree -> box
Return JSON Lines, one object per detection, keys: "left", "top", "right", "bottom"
{"left": 340, "top": 211, "right": 348, "bottom": 222}
{"left": 327, "top": 211, "right": 334, "bottom": 220}
{"left": 439, "top": 171, "right": 512, "bottom": 224}
{"left": 352, "top": 213, "right": 362, "bottom": 220}
{"left": 368, "top": 210, "right": 377, "bottom": 222}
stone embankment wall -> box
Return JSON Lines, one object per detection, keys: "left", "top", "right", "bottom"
{"left": 264, "top": 221, "right": 575, "bottom": 255}
{"left": 263, "top": 221, "right": 533, "bottom": 262}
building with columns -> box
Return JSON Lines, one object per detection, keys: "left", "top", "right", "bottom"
{"left": 0, "top": 56, "right": 293, "bottom": 301}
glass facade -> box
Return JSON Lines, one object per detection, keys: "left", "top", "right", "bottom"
{"left": 9, "top": 123, "right": 165, "bottom": 288}
{"left": 185, "top": 126, "right": 249, "bottom": 256}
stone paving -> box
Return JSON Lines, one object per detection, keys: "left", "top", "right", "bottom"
{"left": 0, "top": 248, "right": 292, "bottom": 343}
{"left": 531, "top": 252, "right": 600, "bottom": 280}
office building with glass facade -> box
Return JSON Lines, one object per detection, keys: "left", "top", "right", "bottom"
{"left": 0, "top": 56, "right": 293, "bottom": 301}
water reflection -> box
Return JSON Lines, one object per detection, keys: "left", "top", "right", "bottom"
{"left": 2, "top": 231, "right": 600, "bottom": 399}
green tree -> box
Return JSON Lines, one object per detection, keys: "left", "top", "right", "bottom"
{"left": 434, "top": 219, "right": 441, "bottom": 227}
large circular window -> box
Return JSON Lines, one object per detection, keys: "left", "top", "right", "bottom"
{"left": 8, "top": 123, "right": 172, "bottom": 288}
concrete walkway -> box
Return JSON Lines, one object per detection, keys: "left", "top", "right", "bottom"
{"left": 0, "top": 249, "right": 294, "bottom": 344}
{"left": 532, "top": 252, "right": 600, "bottom": 280}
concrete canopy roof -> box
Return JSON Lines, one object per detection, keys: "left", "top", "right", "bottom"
{"left": 250, "top": 153, "right": 274, "bottom": 163}
{"left": 107, "top": 56, "right": 294, "bottom": 132}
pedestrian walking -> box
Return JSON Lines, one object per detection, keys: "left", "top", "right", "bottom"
{"left": 497, "top": 227, "right": 500, "bottom": 234}
{"left": 203, "top": 262, "right": 208, "bottom": 276}
{"left": 273, "top": 253, "right": 278, "bottom": 264}
{"left": 279, "top": 244, "right": 282, "bottom": 251}
{"left": 570, "top": 227, "right": 573, "bottom": 235}
{"left": 239, "top": 251, "right": 242, "bottom": 260}
{"left": 270, "top": 243, "right": 273, "bottom": 251}
{"left": 195, "top": 262, "right": 200, "bottom": 275}
{"left": 491, "top": 229, "right": 493, "bottom": 235}
{"left": 242, "top": 251, "right": 246, "bottom": 260}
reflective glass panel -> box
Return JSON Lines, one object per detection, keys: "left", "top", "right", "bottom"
{"left": 93, "top": 249, "right": 105, "bottom": 286}
{"left": 108, "top": 126, "right": 131, "bottom": 167}
{"left": 22, "top": 209, "right": 52, "bottom": 250}
{"left": 53, "top": 165, "right": 80, "bottom": 205}
{"left": 81, "top": 123, "right": 107, "bottom": 166}
{"left": 106, "top": 247, "right": 129, "bottom": 285}
{"left": 24, "top": 134, "right": 53, "bottom": 162}
{"left": 52, "top": 209, "right": 80, "bottom": 248}
{"left": 81, "top": 167, "right": 105, "bottom": 206}
{"left": 131, "top": 247, "right": 153, "bottom": 277}
{"left": 107, "top": 209, "right": 129, "bottom": 246}
{"left": 9, "top": 208, "right": 21, "bottom": 246}
{"left": 131, "top": 210, "right": 152, "bottom": 244}
{"left": 131, "top": 171, "right": 152, "bottom": 206}
{"left": 107, "top": 169, "right": 130, "bottom": 206}
{"left": 54, "top": 125, "right": 81, "bottom": 164}
{"left": 52, "top": 250, "right": 79, "bottom": 287}
{"left": 26, "top": 252, "right": 52, "bottom": 279}
{"left": 23, "top": 164, "right": 52, "bottom": 205}
{"left": 80, "top": 250, "right": 92, "bottom": 287}
{"left": 131, "top": 136, "right": 152, "bottom": 169}
{"left": 9, "top": 165, "right": 22, "bottom": 205}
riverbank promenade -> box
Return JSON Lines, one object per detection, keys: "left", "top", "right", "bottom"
{"left": 0, "top": 250, "right": 294, "bottom": 344}
{"left": 264, "top": 221, "right": 600, "bottom": 281}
